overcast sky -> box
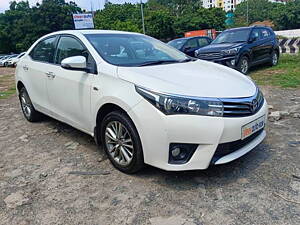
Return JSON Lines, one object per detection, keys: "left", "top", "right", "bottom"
{"left": 0, "top": 0, "right": 147, "bottom": 13}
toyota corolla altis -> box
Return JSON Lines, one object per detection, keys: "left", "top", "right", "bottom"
{"left": 15, "top": 30, "right": 268, "bottom": 173}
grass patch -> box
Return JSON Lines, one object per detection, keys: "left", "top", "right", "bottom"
{"left": 251, "top": 54, "right": 300, "bottom": 88}
{"left": 0, "top": 74, "right": 16, "bottom": 99}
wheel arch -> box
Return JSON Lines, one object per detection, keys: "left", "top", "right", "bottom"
{"left": 17, "top": 81, "right": 25, "bottom": 94}
{"left": 94, "top": 102, "right": 137, "bottom": 145}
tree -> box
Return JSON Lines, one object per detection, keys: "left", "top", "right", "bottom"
{"left": 0, "top": 0, "right": 81, "bottom": 54}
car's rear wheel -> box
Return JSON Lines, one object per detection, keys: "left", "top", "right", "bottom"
{"left": 270, "top": 51, "right": 279, "bottom": 66}
{"left": 100, "top": 111, "right": 144, "bottom": 173}
{"left": 19, "top": 87, "right": 43, "bottom": 122}
{"left": 237, "top": 56, "right": 249, "bottom": 74}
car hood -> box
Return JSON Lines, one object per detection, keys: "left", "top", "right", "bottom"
{"left": 197, "top": 43, "right": 244, "bottom": 53}
{"left": 118, "top": 60, "right": 256, "bottom": 98}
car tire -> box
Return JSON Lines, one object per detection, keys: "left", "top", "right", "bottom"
{"left": 237, "top": 56, "right": 250, "bottom": 74}
{"left": 19, "top": 87, "right": 43, "bottom": 122}
{"left": 4, "top": 62, "right": 8, "bottom": 67}
{"left": 270, "top": 51, "right": 279, "bottom": 66}
{"left": 100, "top": 111, "right": 144, "bottom": 174}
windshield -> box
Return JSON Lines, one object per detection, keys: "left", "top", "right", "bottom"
{"left": 212, "top": 29, "right": 251, "bottom": 44}
{"left": 168, "top": 39, "right": 185, "bottom": 50}
{"left": 85, "top": 34, "right": 189, "bottom": 67}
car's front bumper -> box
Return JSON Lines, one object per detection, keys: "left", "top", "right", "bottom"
{"left": 198, "top": 55, "right": 238, "bottom": 68}
{"left": 129, "top": 98, "right": 268, "bottom": 171}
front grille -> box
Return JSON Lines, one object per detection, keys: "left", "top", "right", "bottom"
{"left": 197, "top": 52, "right": 222, "bottom": 59}
{"left": 211, "top": 129, "right": 263, "bottom": 164}
{"left": 220, "top": 90, "right": 264, "bottom": 117}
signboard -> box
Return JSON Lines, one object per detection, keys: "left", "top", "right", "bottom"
{"left": 73, "top": 14, "right": 94, "bottom": 29}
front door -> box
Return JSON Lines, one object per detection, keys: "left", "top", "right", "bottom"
{"left": 46, "top": 35, "right": 96, "bottom": 133}
{"left": 249, "top": 28, "right": 264, "bottom": 63}
{"left": 25, "top": 36, "right": 58, "bottom": 111}
{"left": 183, "top": 38, "right": 199, "bottom": 57}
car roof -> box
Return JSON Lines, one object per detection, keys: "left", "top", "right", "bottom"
{"left": 225, "top": 26, "right": 271, "bottom": 32}
{"left": 48, "top": 29, "right": 142, "bottom": 37}
{"left": 170, "top": 36, "right": 210, "bottom": 42}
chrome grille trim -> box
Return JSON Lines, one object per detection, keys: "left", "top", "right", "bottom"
{"left": 197, "top": 52, "right": 223, "bottom": 59}
{"left": 220, "top": 89, "right": 264, "bottom": 117}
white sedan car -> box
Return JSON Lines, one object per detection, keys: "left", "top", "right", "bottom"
{"left": 7, "top": 52, "right": 26, "bottom": 67}
{"left": 15, "top": 30, "right": 267, "bottom": 173}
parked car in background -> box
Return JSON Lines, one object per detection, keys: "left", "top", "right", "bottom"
{"left": 6, "top": 52, "right": 26, "bottom": 67}
{"left": 16, "top": 30, "right": 267, "bottom": 173}
{"left": 195, "top": 26, "right": 280, "bottom": 74}
{"left": 0, "top": 55, "right": 10, "bottom": 66}
{"left": 168, "top": 36, "right": 212, "bottom": 57}
{"left": 0, "top": 54, "right": 18, "bottom": 67}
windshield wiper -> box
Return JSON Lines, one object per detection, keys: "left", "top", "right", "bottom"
{"left": 138, "top": 60, "right": 180, "bottom": 67}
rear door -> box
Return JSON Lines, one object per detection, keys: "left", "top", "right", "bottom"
{"left": 259, "top": 28, "right": 273, "bottom": 60}
{"left": 46, "top": 35, "right": 96, "bottom": 133}
{"left": 24, "top": 36, "right": 58, "bottom": 111}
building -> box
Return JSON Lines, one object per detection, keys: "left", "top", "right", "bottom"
{"left": 202, "top": 0, "right": 289, "bottom": 12}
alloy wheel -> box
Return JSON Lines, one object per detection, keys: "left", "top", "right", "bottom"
{"left": 20, "top": 94, "right": 31, "bottom": 118}
{"left": 241, "top": 59, "right": 248, "bottom": 74}
{"left": 104, "top": 121, "right": 134, "bottom": 166}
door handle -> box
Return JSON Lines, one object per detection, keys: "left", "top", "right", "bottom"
{"left": 23, "top": 65, "right": 28, "bottom": 71}
{"left": 46, "top": 72, "right": 55, "bottom": 79}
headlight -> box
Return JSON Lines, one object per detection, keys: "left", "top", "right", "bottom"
{"left": 136, "top": 86, "right": 224, "bottom": 117}
{"left": 222, "top": 47, "right": 241, "bottom": 55}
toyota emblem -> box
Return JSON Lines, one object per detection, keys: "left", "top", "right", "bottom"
{"left": 251, "top": 99, "right": 258, "bottom": 112}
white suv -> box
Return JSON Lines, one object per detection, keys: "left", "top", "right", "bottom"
{"left": 15, "top": 30, "right": 267, "bottom": 173}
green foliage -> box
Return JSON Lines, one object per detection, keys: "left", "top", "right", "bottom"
{"left": 0, "top": 0, "right": 81, "bottom": 54}
{"left": 235, "top": 0, "right": 300, "bottom": 30}
{"left": 94, "top": 0, "right": 225, "bottom": 40}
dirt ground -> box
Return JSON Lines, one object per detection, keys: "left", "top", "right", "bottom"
{"left": 0, "top": 68, "right": 299, "bottom": 225}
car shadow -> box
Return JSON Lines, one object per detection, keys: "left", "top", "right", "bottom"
{"left": 42, "top": 115, "right": 271, "bottom": 190}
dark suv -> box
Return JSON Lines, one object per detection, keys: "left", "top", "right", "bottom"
{"left": 168, "top": 36, "right": 212, "bottom": 57}
{"left": 195, "top": 26, "right": 280, "bottom": 74}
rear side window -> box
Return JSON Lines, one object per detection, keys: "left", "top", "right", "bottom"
{"left": 30, "top": 37, "right": 57, "bottom": 63}
{"left": 261, "top": 29, "right": 271, "bottom": 38}
{"left": 55, "top": 36, "right": 88, "bottom": 64}
{"left": 185, "top": 39, "right": 198, "bottom": 48}
{"left": 197, "top": 38, "right": 210, "bottom": 47}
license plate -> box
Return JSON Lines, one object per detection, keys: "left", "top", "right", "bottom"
{"left": 241, "top": 116, "right": 265, "bottom": 140}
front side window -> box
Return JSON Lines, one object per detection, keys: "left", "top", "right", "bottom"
{"left": 55, "top": 36, "right": 88, "bottom": 64}
{"left": 184, "top": 39, "right": 198, "bottom": 49}
{"left": 85, "top": 34, "right": 189, "bottom": 67}
{"left": 212, "top": 29, "right": 251, "bottom": 44}
{"left": 30, "top": 36, "right": 57, "bottom": 63}
{"left": 250, "top": 29, "right": 260, "bottom": 40}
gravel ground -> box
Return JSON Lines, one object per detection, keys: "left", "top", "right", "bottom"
{"left": 0, "top": 69, "right": 299, "bottom": 225}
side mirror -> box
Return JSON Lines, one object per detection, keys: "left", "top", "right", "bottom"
{"left": 249, "top": 36, "right": 258, "bottom": 43}
{"left": 61, "top": 56, "right": 87, "bottom": 71}
{"left": 183, "top": 46, "right": 191, "bottom": 52}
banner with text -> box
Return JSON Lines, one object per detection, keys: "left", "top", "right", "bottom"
{"left": 73, "top": 14, "right": 94, "bottom": 29}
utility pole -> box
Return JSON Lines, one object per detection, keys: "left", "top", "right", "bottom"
{"left": 140, "top": 0, "right": 146, "bottom": 34}
{"left": 246, "top": 0, "right": 249, "bottom": 25}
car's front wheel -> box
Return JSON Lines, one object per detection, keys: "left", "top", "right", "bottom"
{"left": 19, "top": 87, "right": 43, "bottom": 122}
{"left": 100, "top": 111, "right": 144, "bottom": 173}
{"left": 237, "top": 56, "right": 249, "bottom": 74}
